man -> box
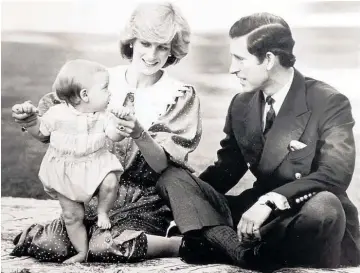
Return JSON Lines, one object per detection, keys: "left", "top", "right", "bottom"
{"left": 157, "top": 13, "right": 360, "bottom": 269}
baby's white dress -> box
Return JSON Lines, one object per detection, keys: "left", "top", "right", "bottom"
{"left": 38, "top": 103, "right": 123, "bottom": 203}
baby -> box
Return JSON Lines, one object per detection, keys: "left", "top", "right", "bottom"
{"left": 12, "top": 59, "right": 130, "bottom": 263}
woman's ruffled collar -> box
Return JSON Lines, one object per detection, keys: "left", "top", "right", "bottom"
{"left": 108, "top": 65, "right": 185, "bottom": 108}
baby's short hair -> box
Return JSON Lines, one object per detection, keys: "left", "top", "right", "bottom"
{"left": 53, "top": 59, "right": 107, "bottom": 106}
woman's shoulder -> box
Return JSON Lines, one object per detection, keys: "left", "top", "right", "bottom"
{"left": 38, "top": 92, "right": 65, "bottom": 116}
{"left": 39, "top": 92, "right": 61, "bottom": 105}
{"left": 160, "top": 71, "right": 197, "bottom": 98}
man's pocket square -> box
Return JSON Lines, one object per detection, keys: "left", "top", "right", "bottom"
{"left": 289, "top": 140, "right": 307, "bottom": 151}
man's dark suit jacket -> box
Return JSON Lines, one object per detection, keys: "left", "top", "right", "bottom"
{"left": 199, "top": 69, "right": 360, "bottom": 265}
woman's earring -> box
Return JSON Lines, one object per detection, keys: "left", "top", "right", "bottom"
{"left": 129, "top": 43, "right": 133, "bottom": 48}
{"left": 168, "top": 54, "right": 172, "bottom": 57}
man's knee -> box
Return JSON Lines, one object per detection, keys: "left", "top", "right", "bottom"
{"left": 156, "top": 166, "right": 189, "bottom": 195}
{"left": 298, "top": 191, "right": 345, "bottom": 234}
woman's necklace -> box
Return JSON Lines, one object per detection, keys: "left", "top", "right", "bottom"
{"left": 125, "top": 68, "right": 163, "bottom": 88}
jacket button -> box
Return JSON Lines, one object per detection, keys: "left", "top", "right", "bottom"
{"left": 295, "top": 173, "right": 302, "bottom": 179}
{"left": 247, "top": 162, "right": 251, "bottom": 168}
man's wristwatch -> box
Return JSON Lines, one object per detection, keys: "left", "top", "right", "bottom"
{"left": 257, "top": 195, "right": 277, "bottom": 211}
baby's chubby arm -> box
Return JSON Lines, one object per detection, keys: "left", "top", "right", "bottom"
{"left": 104, "top": 107, "right": 132, "bottom": 142}
{"left": 12, "top": 101, "right": 47, "bottom": 140}
{"left": 105, "top": 115, "right": 125, "bottom": 142}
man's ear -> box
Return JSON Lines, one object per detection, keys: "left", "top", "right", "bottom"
{"left": 79, "top": 89, "right": 89, "bottom": 102}
{"left": 265, "top": 52, "right": 276, "bottom": 71}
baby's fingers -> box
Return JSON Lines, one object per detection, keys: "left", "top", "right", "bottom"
{"left": 24, "top": 103, "right": 38, "bottom": 114}
{"left": 120, "top": 108, "right": 135, "bottom": 119}
{"left": 31, "top": 105, "right": 39, "bottom": 114}
{"left": 119, "top": 109, "right": 129, "bottom": 119}
{"left": 110, "top": 108, "right": 119, "bottom": 117}
{"left": 12, "top": 104, "right": 25, "bottom": 114}
{"left": 23, "top": 104, "right": 32, "bottom": 113}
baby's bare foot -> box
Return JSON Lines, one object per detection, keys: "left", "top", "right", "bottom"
{"left": 97, "top": 213, "right": 111, "bottom": 229}
{"left": 63, "top": 253, "right": 86, "bottom": 264}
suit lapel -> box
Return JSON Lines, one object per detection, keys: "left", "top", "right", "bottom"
{"left": 233, "top": 91, "right": 264, "bottom": 166}
{"left": 258, "top": 69, "right": 311, "bottom": 174}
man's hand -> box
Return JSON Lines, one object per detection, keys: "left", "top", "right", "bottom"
{"left": 237, "top": 201, "right": 272, "bottom": 242}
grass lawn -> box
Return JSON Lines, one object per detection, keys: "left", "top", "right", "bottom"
{"left": 1, "top": 31, "right": 360, "bottom": 211}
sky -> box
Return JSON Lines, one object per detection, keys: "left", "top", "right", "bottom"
{"left": 2, "top": 0, "right": 360, "bottom": 34}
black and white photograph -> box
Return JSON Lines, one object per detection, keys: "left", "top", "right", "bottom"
{"left": 1, "top": 0, "right": 360, "bottom": 272}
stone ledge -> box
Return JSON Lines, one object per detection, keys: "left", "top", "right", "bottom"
{"left": 1, "top": 197, "right": 359, "bottom": 273}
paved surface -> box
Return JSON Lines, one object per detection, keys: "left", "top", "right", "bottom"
{"left": 2, "top": 197, "right": 359, "bottom": 273}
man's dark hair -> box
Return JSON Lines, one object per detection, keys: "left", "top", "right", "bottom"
{"left": 229, "top": 12, "right": 296, "bottom": 67}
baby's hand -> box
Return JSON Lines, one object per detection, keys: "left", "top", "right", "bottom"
{"left": 111, "top": 107, "right": 133, "bottom": 119}
{"left": 12, "top": 101, "right": 39, "bottom": 115}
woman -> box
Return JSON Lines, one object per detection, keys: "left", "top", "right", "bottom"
{"left": 11, "top": 2, "right": 201, "bottom": 263}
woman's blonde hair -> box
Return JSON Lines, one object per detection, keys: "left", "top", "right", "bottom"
{"left": 119, "top": 2, "right": 191, "bottom": 67}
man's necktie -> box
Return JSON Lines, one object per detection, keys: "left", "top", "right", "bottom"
{"left": 264, "top": 96, "right": 275, "bottom": 136}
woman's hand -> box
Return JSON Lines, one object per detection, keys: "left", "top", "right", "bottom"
{"left": 110, "top": 108, "right": 168, "bottom": 172}
{"left": 111, "top": 112, "right": 144, "bottom": 139}
{"left": 12, "top": 101, "right": 39, "bottom": 128}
